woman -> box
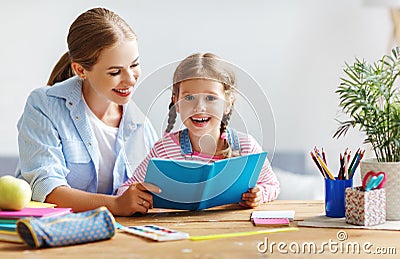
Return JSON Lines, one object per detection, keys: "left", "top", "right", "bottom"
{"left": 16, "top": 7, "right": 160, "bottom": 216}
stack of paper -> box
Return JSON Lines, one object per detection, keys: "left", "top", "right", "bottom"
{"left": 0, "top": 218, "right": 20, "bottom": 243}
{"left": 0, "top": 202, "right": 71, "bottom": 243}
{"left": 26, "top": 201, "right": 56, "bottom": 208}
{"left": 250, "top": 210, "right": 295, "bottom": 227}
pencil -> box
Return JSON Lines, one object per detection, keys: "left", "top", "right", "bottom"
{"left": 338, "top": 153, "right": 344, "bottom": 180}
{"left": 347, "top": 152, "right": 351, "bottom": 179}
{"left": 189, "top": 227, "right": 299, "bottom": 241}
{"left": 349, "top": 149, "right": 364, "bottom": 179}
{"left": 347, "top": 148, "right": 360, "bottom": 176}
{"left": 343, "top": 149, "right": 348, "bottom": 179}
{"left": 360, "top": 150, "right": 365, "bottom": 159}
{"left": 310, "top": 152, "right": 326, "bottom": 178}
{"left": 322, "top": 148, "right": 327, "bottom": 165}
{"left": 315, "top": 152, "right": 335, "bottom": 180}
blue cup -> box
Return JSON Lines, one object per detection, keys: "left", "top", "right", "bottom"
{"left": 325, "top": 178, "right": 353, "bottom": 218}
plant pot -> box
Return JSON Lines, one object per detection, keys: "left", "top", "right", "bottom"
{"left": 360, "top": 158, "right": 400, "bottom": 220}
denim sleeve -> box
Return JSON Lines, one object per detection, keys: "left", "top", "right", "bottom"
{"left": 17, "top": 90, "right": 70, "bottom": 202}
{"left": 143, "top": 119, "right": 159, "bottom": 151}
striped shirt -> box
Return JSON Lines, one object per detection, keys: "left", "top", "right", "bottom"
{"left": 117, "top": 130, "right": 280, "bottom": 202}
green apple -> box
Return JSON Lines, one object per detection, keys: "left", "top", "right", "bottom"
{"left": 0, "top": 175, "right": 32, "bottom": 210}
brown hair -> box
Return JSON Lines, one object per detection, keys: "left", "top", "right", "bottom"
{"left": 47, "top": 7, "right": 136, "bottom": 86}
{"left": 166, "top": 53, "right": 237, "bottom": 157}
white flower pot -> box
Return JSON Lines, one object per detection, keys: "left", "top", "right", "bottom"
{"left": 360, "top": 158, "right": 400, "bottom": 220}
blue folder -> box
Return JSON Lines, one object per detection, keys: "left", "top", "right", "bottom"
{"left": 144, "top": 152, "right": 267, "bottom": 210}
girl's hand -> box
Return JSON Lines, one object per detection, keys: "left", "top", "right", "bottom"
{"left": 112, "top": 182, "right": 161, "bottom": 216}
{"left": 239, "top": 185, "right": 262, "bottom": 208}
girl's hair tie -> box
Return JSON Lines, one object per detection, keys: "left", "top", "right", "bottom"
{"left": 220, "top": 132, "right": 227, "bottom": 140}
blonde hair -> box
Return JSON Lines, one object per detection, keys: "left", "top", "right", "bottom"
{"left": 47, "top": 7, "right": 136, "bottom": 86}
{"left": 166, "top": 53, "right": 237, "bottom": 157}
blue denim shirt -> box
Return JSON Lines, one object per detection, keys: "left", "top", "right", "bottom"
{"left": 16, "top": 76, "right": 158, "bottom": 202}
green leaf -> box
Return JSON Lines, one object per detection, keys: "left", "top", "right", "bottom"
{"left": 334, "top": 47, "right": 400, "bottom": 162}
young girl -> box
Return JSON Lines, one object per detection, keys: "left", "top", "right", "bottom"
{"left": 117, "top": 53, "right": 280, "bottom": 207}
{"left": 16, "top": 8, "right": 160, "bottom": 216}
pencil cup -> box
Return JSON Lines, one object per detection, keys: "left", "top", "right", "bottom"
{"left": 325, "top": 178, "right": 353, "bottom": 218}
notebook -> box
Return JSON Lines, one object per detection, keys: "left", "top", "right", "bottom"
{"left": 251, "top": 210, "right": 295, "bottom": 221}
{"left": 0, "top": 229, "right": 23, "bottom": 243}
{"left": 26, "top": 201, "right": 56, "bottom": 208}
{"left": 144, "top": 152, "right": 267, "bottom": 210}
{"left": 0, "top": 222, "right": 16, "bottom": 231}
{"left": 252, "top": 218, "right": 290, "bottom": 227}
{"left": 0, "top": 207, "right": 72, "bottom": 219}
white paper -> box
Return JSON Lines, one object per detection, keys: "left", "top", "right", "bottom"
{"left": 251, "top": 210, "right": 295, "bottom": 221}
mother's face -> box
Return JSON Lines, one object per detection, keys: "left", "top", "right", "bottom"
{"left": 77, "top": 39, "right": 141, "bottom": 106}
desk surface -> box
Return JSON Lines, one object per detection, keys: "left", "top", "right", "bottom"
{"left": 1, "top": 200, "right": 399, "bottom": 258}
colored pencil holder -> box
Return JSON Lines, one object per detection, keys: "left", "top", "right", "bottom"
{"left": 325, "top": 178, "right": 353, "bottom": 218}
{"left": 345, "top": 186, "right": 386, "bottom": 226}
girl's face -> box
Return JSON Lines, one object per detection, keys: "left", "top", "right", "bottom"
{"left": 81, "top": 39, "right": 141, "bottom": 107}
{"left": 175, "top": 79, "right": 232, "bottom": 138}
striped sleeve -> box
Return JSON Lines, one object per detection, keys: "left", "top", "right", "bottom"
{"left": 238, "top": 133, "right": 280, "bottom": 202}
{"left": 116, "top": 133, "right": 183, "bottom": 195}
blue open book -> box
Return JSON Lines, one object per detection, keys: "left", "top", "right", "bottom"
{"left": 144, "top": 152, "right": 267, "bottom": 210}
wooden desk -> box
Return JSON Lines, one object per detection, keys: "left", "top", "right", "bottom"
{"left": 1, "top": 200, "right": 399, "bottom": 258}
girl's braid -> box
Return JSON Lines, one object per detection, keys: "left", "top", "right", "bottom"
{"left": 165, "top": 96, "right": 177, "bottom": 133}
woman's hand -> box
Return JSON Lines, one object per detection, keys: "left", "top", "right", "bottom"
{"left": 239, "top": 185, "right": 262, "bottom": 208}
{"left": 112, "top": 182, "right": 161, "bottom": 216}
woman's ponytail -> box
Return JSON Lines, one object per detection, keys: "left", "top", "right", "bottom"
{"left": 47, "top": 52, "right": 74, "bottom": 86}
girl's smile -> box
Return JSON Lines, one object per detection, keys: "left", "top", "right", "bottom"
{"left": 190, "top": 115, "right": 212, "bottom": 128}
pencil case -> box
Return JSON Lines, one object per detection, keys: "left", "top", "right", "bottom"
{"left": 16, "top": 206, "right": 116, "bottom": 248}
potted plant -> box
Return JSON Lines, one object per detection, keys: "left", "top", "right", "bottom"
{"left": 334, "top": 47, "right": 400, "bottom": 220}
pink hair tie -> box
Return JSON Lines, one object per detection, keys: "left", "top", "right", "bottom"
{"left": 220, "top": 132, "right": 228, "bottom": 140}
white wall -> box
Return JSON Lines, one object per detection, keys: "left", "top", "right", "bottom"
{"left": 0, "top": 0, "right": 394, "bottom": 177}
